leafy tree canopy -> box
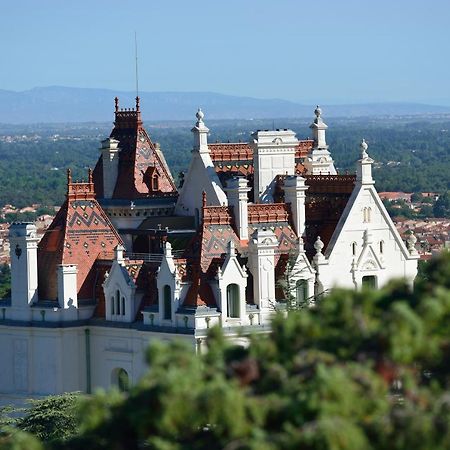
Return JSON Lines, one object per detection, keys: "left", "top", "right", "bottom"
{"left": 1, "top": 253, "right": 450, "bottom": 450}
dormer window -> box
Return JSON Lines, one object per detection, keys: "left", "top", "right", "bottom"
{"left": 144, "top": 166, "right": 161, "bottom": 193}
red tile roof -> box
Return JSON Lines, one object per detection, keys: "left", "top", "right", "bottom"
{"left": 38, "top": 171, "right": 123, "bottom": 300}
{"left": 93, "top": 97, "right": 178, "bottom": 200}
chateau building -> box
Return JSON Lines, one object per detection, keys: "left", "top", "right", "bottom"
{"left": 0, "top": 99, "right": 418, "bottom": 396}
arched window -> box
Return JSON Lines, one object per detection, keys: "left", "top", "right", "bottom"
{"left": 362, "top": 275, "right": 377, "bottom": 290}
{"left": 163, "top": 285, "right": 171, "bottom": 320}
{"left": 296, "top": 280, "right": 308, "bottom": 305}
{"left": 112, "top": 368, "right": 129, "bottom": 392}
{"left": 363, "top": 207, "right": 372, "bottom": 223}
{"left": 379, "top": 240, "right": 384, "bottom": 254}
{"left": 226, "top": 284, "right": 240, "bottom": 318}
{"left": 352, "top": 242, "right": 357, "bottom": 256}
{"left": 111, "top": 296, "right": 115, "bottom": 315}
{"left": 115, "top": 290, "right": 120, "bottom": 315}
{"left": 121, "top": 297, "right": 126, "bottom": 316}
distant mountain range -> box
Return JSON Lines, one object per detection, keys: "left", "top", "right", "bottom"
{"left": 1, "top": 86, "right": 450, "bottom": 124}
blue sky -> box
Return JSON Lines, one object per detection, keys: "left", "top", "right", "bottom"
{"left": 1, "top": 0, "right": 449, "bottom": 105}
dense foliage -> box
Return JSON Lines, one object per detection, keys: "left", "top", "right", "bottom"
{"left": 0, "top": 116, "right": 449, "bottom": 208}
{"left": 1, "top": 252, "right": 449, "bottom": 450}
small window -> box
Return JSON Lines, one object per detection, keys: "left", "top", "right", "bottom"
{"left": 121, "top": 297, "right": 126, "bottom": 315}
{"left": 296, "top": 280, "right": 308, "bottom": 305}
{"left": 111, "top": 297, "right": 115, "bottom": 315}
{"left": 379, "top": 241, "right": 384, "bottom": 254}
{"left": 115, "top": 290, "right": 120, "bottom": 315}
{"left": 362, "top": 275, "right": 377, "bottom": 290}
{"left": 163, "top": 285, "right": 171, "bottom": 320}
{"left": 226, "top": 284, "right": 240, "bottom": 318}
{"left": 363, "top": 207, "right": 372, "bottom": 223}
{"left": 352, "top": 242, "right": 357, "bottom": 256}
{"left": 152, "top": 175, "right": 159, "bottom": 191}
{"left": 112, "top": 368, "right": 129, "bottom": 392}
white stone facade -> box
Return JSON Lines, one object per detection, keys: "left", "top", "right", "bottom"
{"left": 0, "top": 106, "right": 418, "bottom": 398}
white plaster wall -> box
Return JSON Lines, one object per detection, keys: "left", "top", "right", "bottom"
{"left": 252, "top": 130, "right": 298, "bottom": 203}
{"left": 0, "top": 324, "right": 196, "bottom": 396}
{"left": 88, "top": 327, "right": 194, "bottom": 390}
{"left": 319, "top": 186, "right": 418, "bottom": 291}
{"left": 175, "top": 151, "right": 227, "bottom": 216}
{"left": 0, "top": 327, "right": 84, "bottom": 396}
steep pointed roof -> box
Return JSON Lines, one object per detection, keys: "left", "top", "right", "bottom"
{"left": 93, "top": 96, "right": 177, "bottom": 200}
{"left": 38, "top": 170, "right": 123, "bottom": 300}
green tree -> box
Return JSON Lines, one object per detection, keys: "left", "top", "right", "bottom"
{"left": 0, "top": 394, "right": 82, "bottom": 448}
{"left": 46, "top": 253, "right": 449, "bottom": 450}
{"left": 2, "top": 254, "right": 450, "bottom": 450}
{"left": 433, "top": 191, "right": 450, "bottom": 218}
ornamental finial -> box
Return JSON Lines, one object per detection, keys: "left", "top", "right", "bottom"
{"left": 406, "top": 230, "right": 418, "bottom": 254}
{"left": 88, "top": 167, "right": 93, "bottom": 184}
{"left": 202, "top": 190, "right": 207, "bottom": 208}
{"left": 360, "top": 138, "right": 369, "bottom": 158}
{"left": 196, "top": 108, "right": 204, "bottom": 122}
{"left": 135, "top": 96, "right": 140, "bottom": 111}
{"left": 314, "top": 105, "right": 322, "bottom": 118}
{"left": 314, "top": 236, "right": 324, "bottom": 254}
{"left": 67, "top": 168, "right": 72, "bottom": 184}
{"left": 114, "top": 96, "right": 119, "bottom": 112}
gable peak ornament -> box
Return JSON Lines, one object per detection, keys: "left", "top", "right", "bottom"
{"left": 314, "top": 105, "right": 322, "bottom": 118}
{"left": 360, "top": 138, "right": 369, "bottom": 159}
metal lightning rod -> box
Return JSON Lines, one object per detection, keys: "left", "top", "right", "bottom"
{"left": 135, "top": 31, "right": 139, "bottom": 99}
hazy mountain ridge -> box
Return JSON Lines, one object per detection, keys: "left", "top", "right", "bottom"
{"left": 1, "top": 86, "right": 450, "bottom": 124}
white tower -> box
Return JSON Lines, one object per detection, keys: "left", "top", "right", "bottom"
{"left": 251, "top": 129, "right": 298, "bottom": 203}
{"left": 9, "top": 223, "right": 39, "bottom": 315}
{"left": 304, "top": 106, "right": 336, "bottom": 175}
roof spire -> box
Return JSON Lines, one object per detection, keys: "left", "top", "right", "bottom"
{"left": 134, "top": 31, "right": 139, "bottom": 99}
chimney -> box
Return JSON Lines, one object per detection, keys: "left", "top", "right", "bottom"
{"left": 100, "top": 138, "right": 120, "bottom": 198}
{"left": 57, "top": 264, "right": 78, "bottom": 316}
{"left": 283, "top": 175, "right": 308, "bottom": 238}
{"left": 225, "top": 177, "right": 251, "bottom": 240}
